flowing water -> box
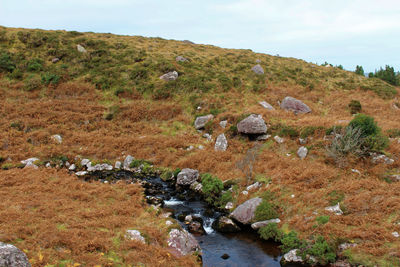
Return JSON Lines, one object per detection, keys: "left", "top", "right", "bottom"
{"left": 88, "top": 171, "right": 289, "bottom": 267}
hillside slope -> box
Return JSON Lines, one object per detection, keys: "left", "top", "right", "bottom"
{"left": 1, "top": 26, "right": 400, "bottom": 266}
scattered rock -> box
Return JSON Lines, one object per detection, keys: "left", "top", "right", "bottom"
{"left": 45, "top": 162, "right": 51, "bottom": 168}
{"left": 299, "top": 138, "right": 307, "bottom": 145}
{"left": 115, "top": 161, "right": 121, "bottom": 169}
{"left": 213, "top": 216, "right": 241, "bottom": 233}
{"left": 392, "top": 231, "right": 399, "bottom": 238}
{"left": 389, "top": 174, "right": 400, "bottom": 182}
{"left": 215, "top": 134, "right": 228, "bottom": 151}
{"left": 219, "top": 120, "right": 228, "bottom": 128}
{"left": 166, "top": 220, "right": 174, "bottom": 226}
{"left": 332, "top": 260, "right": 351, "bottom": 267}
{"left": 338, "top": 243, "right": 357, "bottom": 251}
{"left": 52, "top": 57, "right": 60, "bottom": 63}
{"left": 160, "top": 71, "right": 178, "bottom": 81}
{"left": 203, "top": 133, "right": 212, "bottom": 141}
{"left": 351, "top": 169, "right": 361, "bottom": 175}
{"left": 123, "top": 155, "right": 134, "bottom": 170}
{"left": 198, "top": 145, "right": 204, "bottom": 150}
{"left": 76, "top": 44, "right": 87, "bottom": 53}
{"left": 81, "top": 159, "right": 90, "bottom": 167}
{"left": 274, "top": 136, "right": 284, "bottom": 144}
{"left": 186, "top": 145, "right": 194, "bottom": 151}
{"left": 225, "top": 202, "right": 234, "bottom": 210}
{"left": 188, "top": 221, "right": 205, "bottom": 235}
{"left": 88, "top": 163, "right": 113, "bottom": 172}
{"left": 194, "top": 114, "right": 214, "bottom": 130}
{"left": 51, "top": 134, "right": 62, "bottom": 144}
{"left": 256, "top": 134, "right": 271, "bottom": 141}
{"left": 167, "top": 229, "right": 201, "bottom": 257}
{"left": 246, "top": 182, "right": 261, "bottom": 191}
{"left": 75, "top": 171, "right": 88, "bottom": 176}
{"left": 0, "top": 242, "right": 31, "bottom": 267}
{"left": 259, "top": 101, "right": 274, "bottom": 110}
{"left": 68, "top": 164, "right": 76, "bottom": 171}
{"left": 176, "top": 56, "right": 188, "bottom": 62}
{"left": 230, "top": 197, "right": 262, "bottom": 224}
{"left": 325, "top": 203, "right": 343, "bottom": 215}
{"left": 21, "top": 157, "right": 39, "bottom": 166}
{"left": 371, "top": 153, "right": 394, "bottom": 165}
{"left": 251, "top": 218, "right": 281, "bottom": 230}
{"left": 297, "top": 146, "right": 308, "bottom": 159}
{"left": 251, "top": 64, "right": 264, "bottom": 75}
{"left": 221, "top": 253, "right": 230, "bottom": 260}
{"left": 237, "top": 114, "right": 267, "bottom": 135}
{"left": 241, "top": 190, "right": 248, "bottom": 195}
{"left": 125, "top": 230, "right": 146, "bottom": 244}
{"left": 280, "top": 96, "right": 311, "bottom": 114}
{"left": 177, "top": 168, "right": 199, "bottom": 186}
{"left": 190, "top": 181, "right": 203, "bottom": 192}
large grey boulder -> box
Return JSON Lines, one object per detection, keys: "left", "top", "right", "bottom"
{"left": 167, "top": 229, "right": 201, "bottom": 257}
{"left": 237, "top": 114, "right": 267, "bottom": 135}
{"left": 194, "top": 114, "right": 214, "bottom": 130}
{"left": 230, "top": 197, "right": 262, "bottom": 224}
{"left": 176, "top": 168, "right": 199, "bottom": 186}
{"left": 76, "top": 44, "right": 87, "bottom": 53}
{"left": 252, "top": 64, "right": 264, "bottom": 75}
{"left": 0, "top": 242, "right": 31, "bottom": 267}
{"left": 160, "top": 71, "right": 178, "bottom": 81}
{"left": 215, "top": 134, "right": 228, "bottom": 151}
{"left": 280, "top": 96, "right": 311, "bottom": 114}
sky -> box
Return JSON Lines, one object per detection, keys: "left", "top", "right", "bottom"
{"left": 1, "top": 0, "right": 399, "bottom": 72}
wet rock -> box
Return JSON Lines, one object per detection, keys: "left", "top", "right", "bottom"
{"left": 123, "top": 155, "right": 134, "bottom": 170}
{"left": 115, "top": 161, "right": 121, "bottom": 169}
{"left": 281, "top": 249, "right": 303, "bottom": 264}
{"left": 176, "top": 56, "right": 188, "bottom": 62}
{"left": 219, "top": 120, "right": 228, "bottom": 128}
{"left": 274, "top": 136, "right": 284, "bottom": 144}
{"left": 230, "top": 197, "right": 262, "bottom": 224}
{"left": 160, "top": 71, "right": 178, "bottom": 81}
{"left": 280, "top": 96, "right": 311, "bottom": 114}
{"left": 221, "top": 253, "right": 230, "bottom": 260}
{"left": 259, "top": 101, "right": 274, "bottom": 110}
{"left": 251, "top": 218, "right": 281, "bottom": 230}
{"left": 0, "top": 242, "right": 31, "bottom": 267}
{"left": 215, "top": 133, "right": 228, "bottom": 151}
{"left": 194, "top": 114, "right": 214, "bottom": 130}
{"left": 125, "top": 230, "right": 145, "bottom": 244}
{"left": 76, "top": 44, "right": 87, "bottom": 53}
{"left": 213, "top": 216, "right": 241, "bottom": 233}
{"left": 237, "top": 114, "right": 267, "bottom": 135}
{"left": 190, "top": 181, "right": 203, "bottom": 193}
{"left": 325, "top": 203, "right": 343, "bottom": 215}
{"left": 251, "top": 64, "right": 264, "bottom": 75}
{"left": 167, "top": 229, "right": 201, "bottom": 257}
{"left": 51, "top": 134, "right": 62, "bottom": 144}
{"left": 297, "top": 146, "right": 308, "bottom": 159}
{"left": 177, "top": 168, "right": 199, "bottom": 186}
{"left": 188, "top": 221, "right": 205, "bottom": 235}
{"left": 75, "top": 171, "right": 88, "bottom": 176}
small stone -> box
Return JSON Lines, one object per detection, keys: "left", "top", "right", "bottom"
{"left": 166, "top": 220, "right": 173, "bottom": 226}
{"left": 160, "top": 71, "right": 178, "bottom": 81}
{"left": 351, "top": 169, "right": 361, "bottom": 175}
{"left": 237, "top": 114, "right": 267, "bottom": 135}
{"left": 167, "top": 229, "right": 201, "bottom": 257}
{"left": 241, "top": 190, "right": 248, "bottom": 195}
{"left": 194, "top": 114, "right": 214, "bottom": 130}
{"left": 299, "top": 138, "right": 307, "bottom": 145}
{"left": 52, "top": 57, "right": 60, "bottom": 63}
{"left": 256, "top": 134, "right": 271, "bottom": 141}
{"left": 225, "top": 202, "right": 234, "bottom": 210}
{"left": 297, "top": 146, "right": 308, "bottom": 159}
{"left": 215, "top": 133, "right": 228, "bottom": 151}
{"left": 219, "top": 120, "right": 228, "bottom": 128}
{"left": 325, "top": 203, "right": 343, "bottom": 215}
{"left": 259, "top": 101, "right": 274, "bottom": 110}
{"left": 338, "top": 243, "right": 357, "bottom": 251}
{"left": 246, "top": 182, "right": 261, "bottom": 191}
{"left": 230, "top": 197, "right": 262, "bottom": 224}
{"left": 198, "top": 145, "right": 204, "bottom": 150}
{"left": 51, "top": 134, "right": 62, "bottom": 144}
{"left": 177, "top": 169, "right": 199, "bottom": 186}
{"left": 76, "top": 44, "right": 87, "bottom": 53}
{"left": 176, "top": 56, "right": 188, "bottom": 62}
{"left": 251, "top": 64, "right": 264, "bottom": 75}
{"left": 45, "top": 162, "right": 51, "bottom": 168}
{"left": 21, "top": 157, "right": 39, "bottom": 166}
{"left": 125, "top": 230, "right": 146, "bottom": 244}
{"left": 283, "top": 249, "right": 303, "bottom": 263}
{"left": 251, "top": 218, "right": 281, "bottom": 230}
{"left": 81, "top": 159, "right": 90, "bottom": 167}
{"left": 291, "top": 194, "right": 295, "bottom": 198}
{"left": 115, "top": 161, "right": 121, "bottom": 169}
{"left": 186, "top": 145, "right": 194, "bottom": 151}
{"left": 274, "top": 136, "right": 284, "bottom": 144}
{"left": 392, "top": 231, "right": 399, "bottom": 238}
{"left": 371, "top": 154, "right": 394, "bottom": 165}
{"left": 184, "top": 215, "right": 193, "bottom": 222}
{"left": 123, "top": 155, "right": 134, "bottom": 170}
{"left": 203, "top": 133, "right": 212, "bottom": 141}
{"left": 75, "top": 171, "right": 88, "bottom": 176}
{"left": 280, "top": 96, "right": 311, "bottom": 114}
{"left": 68, "top": 164, "right": 76, "bottom": 171}
{"left": 221, "top": 254, "right": 230, "bottom": 260}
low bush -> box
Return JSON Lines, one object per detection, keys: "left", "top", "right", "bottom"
{"left": 24, "top": 74, "right": 42, "bottom": 91}
{"left": 280, "top": 231, "right": 304, "bottom": 253}
{"left": 0, "top": 51, "right": 15, "bottom": 73}
{"left": 103, "top": 105, "right": 120, "bottom": 120}
{"left": 253, "top": 199, "right": 278, "bottom": 222}
{"left": 200, "top": 173, "right": 223, "bottom": 205}
{"left": 41, "top": 72, "right": 60, "bottom": 86}
{"left": 27, "top": 58, "right": 44, "bottom": 72}
{"left": 348, "top": 100, "right": 362, "bottom": 114}
{"left": 299, "top": 236, "right": 336, "bottom": 265}
{"left": 386, "top": 129, "right": 400, "bottom": 138}
{"left": 258, "top": 223, "right": 283, "bottom": 242}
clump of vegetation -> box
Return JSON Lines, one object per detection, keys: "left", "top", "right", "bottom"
{"left": 355, "top": 65, "right": 364, "bottom": 76}
{"left": 386, "top": 129, "right": 400, "bottom": 138}
{"left": 348, "top": 100, "right": 362, "bottom": 114}
{"left": 277, "top": 125, "right": 299, "bottom": 138}
{"left": 200, "top": 173, "right": 223, "bottom": 205}
{"left": 315, "top": 215, "right": 330, "bottom": 225}
{"left": 254, "top": 196, "right": 279, "bottom": 222}
{"left": 258, "top": 223, "right": 283, "bottom": 241}
{"left": 299, "top": 236, "right": 336, "bottom": 265}
{"left": 369, "top": 65, "right": 398, "bottom": 86}
{"left": 41, "top": 72, "right": 60, "bottom": 86}
{"left": 0, "top": 51, "right": 15, "bottom": 72}
{"left": 104, "top": 105, "right": 120, "bottom": 120}
{"left": 300, "top": 126, "right": 325, "bottom": 139}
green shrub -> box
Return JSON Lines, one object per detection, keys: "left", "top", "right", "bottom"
{"left": 278, "top": 125, "right": 299, "bottom": 138}
{"left": 325, "top": 126, "right": 343, "bottom": 135}
{"left": 386, "top": 129, "right": 400, "bottom": 138}
{"left": 280, "top": 231, "right": 304, "bottom": 253}
{"left": 348, "top": 100, "right": 362, "bottom": 114}
{"left": 129, "top": 159, "right": 152, "bottom": 168}
{"left": 300, "top": 236, "right": 336, "bottom": 265}
{"left": 300, "top": 126, "right": 324, "bottom": 138}
{"left": 258, "top": 223, "right": 283, "bottom": 242}
{"left": 27, "top": 58, "right": 44, "bottom": 72}
{"left": 103, "top": 105, "right": 120, "bottom": 120}
{"left": 218, "top": 191, "right": 233, "bottom": 208}
{"left": 24, "top": 75, "right": 42, "bottom": 91}
{"left": 254, "top": 199, "right": 278, "bottom": 222}
{"left": 9, "top": 69, "right": 23, "bottom": 80}
{"left": 0, "top": 51, "right": 15, "bottom": 73}
{"left": 41, "top": 72, "right": 60, "bottom": 86}
{"left": 316, "top": 215, "right": 330, "bottom": 225}
{"left": 201, "top": 173, "right": 223, "bottom": 205}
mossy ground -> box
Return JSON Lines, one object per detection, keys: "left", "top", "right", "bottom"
{"left": 1, "top": 26, "right": 400, "bottom": 266}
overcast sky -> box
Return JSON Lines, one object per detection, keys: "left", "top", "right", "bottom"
{"left": 1, "top": 0, "right": 399, "bottom": 72}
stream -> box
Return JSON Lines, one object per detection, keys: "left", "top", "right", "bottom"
{"left": 86, "top": 171, "right": 291, "bottom": 267}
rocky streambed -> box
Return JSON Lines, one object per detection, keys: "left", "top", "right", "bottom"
{"left": 82, "top": 170, "right": 290, "bottom": 267}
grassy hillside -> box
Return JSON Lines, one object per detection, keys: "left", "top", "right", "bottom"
{"left": 1, "top": 26, "right": 400, "bottom": 266}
